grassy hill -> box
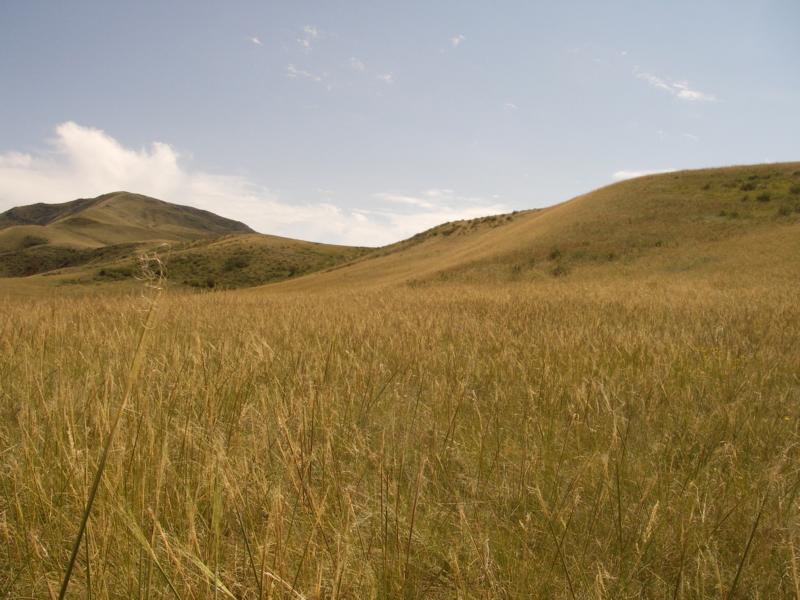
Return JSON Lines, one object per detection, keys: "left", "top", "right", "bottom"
{"left": 4, "top": 163, "right": 798, "bottom": 292}
{"left": 0, "top": 191, "right": 368, "bottom": 288}
{"left": 271, "top": 162, "right": 800, "bottom": 291}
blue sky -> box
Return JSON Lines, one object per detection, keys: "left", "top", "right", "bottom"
{"left": 0, "top": 0, "right": 797, "bottom": 245}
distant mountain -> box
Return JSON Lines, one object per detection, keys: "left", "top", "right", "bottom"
{"left": 0, "top": 192, "right": 368, "bottom": 287}
{"left": 0, "top": 191, "right": 253, "bottom": 248}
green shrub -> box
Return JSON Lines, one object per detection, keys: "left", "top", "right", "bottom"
{"left": 756, "top": 192, "right": 771, "bottom": 203}
{"left": 740, "top": 182, "right": 756, "bottom": 191}
{"left": 223, "top": 256, "right": 249, "bottom": 271}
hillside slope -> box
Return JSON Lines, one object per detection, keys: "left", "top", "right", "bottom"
{"left": 0, "top": 191, "right": 253, "bottom": 252}
{"left": 0, "top": 192, "right": 368, "bottom": 287}
{"left": 267, "top": 162, "right": 800, "bottom": 291}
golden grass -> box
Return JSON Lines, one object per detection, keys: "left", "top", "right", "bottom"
{"left": 271, "top": 162, "right": 800, "bottom": 291}
{"left": 1, "top": 273, "right": 799, "bottom": 597}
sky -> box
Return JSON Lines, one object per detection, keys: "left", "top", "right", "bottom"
{"left": 0, "top": 0, "right": 798, "bottom": 246}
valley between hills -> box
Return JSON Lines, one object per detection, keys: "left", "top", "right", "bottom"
{"left": 2, "top": 162, "right": 799, "bottom": 294}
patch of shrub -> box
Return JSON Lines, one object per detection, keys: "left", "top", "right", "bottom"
{"left": 223, "top": 256, "right": 249, "bottom": 271}
{"left": 789, "top": 185, "right": 800, "bottom": 195}
{"left": 756, "top": 192, "right": 772, "bottom": 203}
{"left": 740, "top": 194, "right": 750, "bottom": 202}
{"left": 550, "top": 264, "right": 569, "bottom": 277}
{"left": 740, "top": 182, "right": 757, "bottom": 191}
{"left": 95, "top": 266, "right": 134, "bottom": 280}
{"left": 777, "top": 205, "right": 792, "bottom": 217}
{"left": 18, "top": 235, "right": 48, "bottom": 249}
{"left": 548, "top": 248, "right": 562, "bottom": 261}
{"left": 701, "top": 183, "right": 711, "bottom": 190}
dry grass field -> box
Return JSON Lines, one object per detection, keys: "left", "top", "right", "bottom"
{"left": 2, "top": 275, "right": 800, "bottom": 598}
{"left": 1, "top": 164, "right": 800, "bottom": 597}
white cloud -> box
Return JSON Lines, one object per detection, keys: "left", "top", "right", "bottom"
{"left": 297, "top": 25, "right": 320, "bottom": 50}
{"left": 683, "top": 132, "right": 700, "bottom": 142}
{"left": 249, "top": 36, "right": 262, "bottom": 46}
{"left": 366, "top": 188, "right": 507, "bottom": 237}
{"left": 451, "top": 34, "right": 466, "bottom": 48}
{"left": 612, "top": 168, "right": 677, "bottom": 181}
{"left": 286, "top": 64, "right": 323, "bottom": 82}
{"left": 0, "top": 122, "right": 507, "bottom": 246}
{"left": 349, "top": 57, "right": 366, "bottom": 72}
{"left": 502, "top": 102, "right": 519, "bottom": 111}
{"left": 0, "top": 152, "right": 33, "bottom": 168}
{"left": 374, "top": 193, "right": 438, "bottom": 209}
{"left": 377, "top": 73, "right": 394, "bottom": 84}
{"left": 635, "top": 69, "right": 717, "bottom": 102}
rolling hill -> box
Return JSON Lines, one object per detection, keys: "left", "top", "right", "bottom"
{"left": 266, "top": 162, "right": 800, "bottom": 291}
{"left": 0, "top": 191, "right": 368, "bottom": 287}
{"left": 2, "top": 163, "right": 798, "bottom": 293}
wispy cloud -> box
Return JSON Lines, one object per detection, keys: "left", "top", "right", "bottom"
{"left": 502, "top": 102, "right": 519, "bottom": 111}
{"left": 368, "top": 188, "right": 508, "bottom": 238}
{"left": 249, "top": 36, "right": 262, "bottom": 46}
{"left": 286, "top": 64, "right": 322, "bottom": 82}
{"left": 683, "top": 132, "right": 700, "bottom": 142}
{"left": 349, "top": 57, "right": 366, "bottom": 72}
{"left": 0, "top": 122, "right": 505, "bottom": 246}
{"left": 635, "top": 69, "right": 717, "bottom": 102}
{"left": 374, "top": 193, "right": 438, "bottom": 209}
{"left": 612, "top": 168, "right": 676, "bottom": 181}
{"left": 450, "top": 34, "right": 466, "bottom": 48}
{"left": 296, "top": 25, "right": 320, "bottom": 50}
{"left": 377, "top": 73, "right": 394, "bottom": 84}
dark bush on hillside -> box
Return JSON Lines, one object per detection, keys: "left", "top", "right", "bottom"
{"left": 789, "top": 184, "right": 800, "bottom": 195}
{"left": 740, "top": 194, "right": 750, "bottom": 202}
{"left": 740, "top": 182, "right": 757, "bottom": 191}
{"left": 19, "top": 235, "right": 48, "bottom": 249}
{"left": 756, "top": 193, "right": 771, "bottom": 203}
{"left": 95, "top": 266, "right": 134, "bottom": 281}
{"left": 550, "top": 264, "right": 569, "bottom": 277}
{"left": 223, "top": 256, "right": 249, "bottom": 271}
{"left": 548, "top": 248, "right": 562, "bottom": 260}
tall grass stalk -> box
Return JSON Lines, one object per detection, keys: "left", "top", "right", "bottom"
{"left": 57, "top": 257, "right": 163, "bottom": 599}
